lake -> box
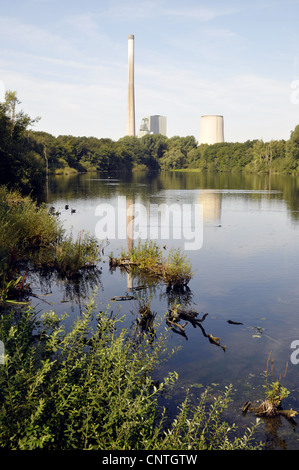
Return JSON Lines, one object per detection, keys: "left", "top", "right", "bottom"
{"left": 32, "top": 170, "right": 299, "bottom": 450}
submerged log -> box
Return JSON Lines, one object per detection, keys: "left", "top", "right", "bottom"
{"left": 166, "top": 318, "right": 188, "bottom": 334}
{"left": 166, "top": 308, "right": 225, "bottom": 350}
{"left": 111, "top": 295, "right": 135, "bottom": 301}
{"left": 178, "top": 310, "right": 209, "bottom": 325}
{"left": 166, "top": 318, "right": 188, "bottom": 339}
{"left": 207, "top": 333, "right": 226, "bottom": 352}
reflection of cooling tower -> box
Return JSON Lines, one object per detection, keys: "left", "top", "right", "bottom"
{"left": 127, "top": 35, "right": 135, "bottom": 137}
{"left": 198, "top": 115, "right": 224, "bottom": 145}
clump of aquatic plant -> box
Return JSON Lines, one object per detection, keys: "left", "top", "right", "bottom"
{"left": 130, "top": 239, "right": 163, "bottom": 270}
{"left": 0, "top": 295, "right": 263, "bottom": 450}
{"left": 110, "top": 239, "right": 192, "bottom": 287}
{"left": 164, "top": 247, "right": 192, "bottom": 286}
{"left": 242, "top": 351, "right": 297, "bottom": 419}
{"left": 36, "top": 232, "right": 101, "bottom": 279}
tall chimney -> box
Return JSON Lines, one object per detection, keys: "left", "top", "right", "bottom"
{"left": 127, "top": 34, "right": 135, "bottom": 136}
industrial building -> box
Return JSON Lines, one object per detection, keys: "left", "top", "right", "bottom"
{"left": 137, "top": 115, "right": 167, "bottom": 137}
{"left": 126, "top": 35, "right": 224, "bottom": 145}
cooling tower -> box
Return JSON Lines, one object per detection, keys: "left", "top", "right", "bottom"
{"left": 198, "top": 115, "right": 224, "bottom": 145}
{"left": 127, "top": 34, "right": 135, "bottom": 136}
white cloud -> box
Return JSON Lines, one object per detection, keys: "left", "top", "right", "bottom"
{"left": 0, "top": 67, "right": 127, "bottom": 138}
{"left": 162, "top": 5, "right": 236, "bottom": 21}
{"left": 102, "top": 1, "right": 236, "bottom": 22}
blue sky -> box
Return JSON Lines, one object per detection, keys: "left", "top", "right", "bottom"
{"left": 1, "top": 0, "right": 299, "bottom": 142}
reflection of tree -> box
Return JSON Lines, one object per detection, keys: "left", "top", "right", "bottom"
{"left": 28, "top": 267, "right": 103, "bottom": 313}
{"left": 44, "top": 171, "right": 299, "bottom": 224}
{"left": 262, "top": 415, "right": 292, "bottom": 450}
{"left": 163, "top": 284, "right": 193, "bottom": 307}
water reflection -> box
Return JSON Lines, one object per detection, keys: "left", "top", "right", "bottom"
{"left": 42, "top": 171, "right": 299, "bottom": 223}
{"left": 36, "top": 170, "right": 299, "bottom": 449}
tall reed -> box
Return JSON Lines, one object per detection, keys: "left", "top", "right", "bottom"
{"left": 0, "top": 186, "right": 101, "bottom": 302}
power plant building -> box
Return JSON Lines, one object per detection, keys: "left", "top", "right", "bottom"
{"left": 137, "top": 115, "right": 167, "bottom": 137}
{"left": 198, "top": 115, "right": 224, "bottom": 145}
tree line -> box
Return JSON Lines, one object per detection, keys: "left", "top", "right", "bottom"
{"left": 1, "top": 90, "right": 299, "bottom": 193}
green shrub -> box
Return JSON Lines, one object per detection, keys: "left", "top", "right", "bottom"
{"left": 0, "top": 296, "right": 262, "bottom": 450}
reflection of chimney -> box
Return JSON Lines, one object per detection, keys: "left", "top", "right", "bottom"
{"left": 127, "top": 198, "right": 134, "bottom": 253}
{"left": 198, "top": 192, "right": 222, "bottom": 224}
{"left": 127, "top": 198, "right": 134, "bottom": 290}
{"left": 127, "top": 34, "right": 135, "bottom": 136}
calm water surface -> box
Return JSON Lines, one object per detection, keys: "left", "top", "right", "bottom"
{"left": 32, "top": 171, "right": 299, "bottom": 449}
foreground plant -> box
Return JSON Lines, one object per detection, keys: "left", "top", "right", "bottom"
{"left": 0, "top": 296, "right": 262, "bottom": 450}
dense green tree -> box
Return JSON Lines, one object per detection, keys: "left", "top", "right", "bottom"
{"left": 0, "top": 91, "right": 44, "bottom": 193}
{"left": 286, "top": 125, "right": 299, "bottom": 161}
{"left": 2, "top": 90, "right": 298, "bottom": 183}
{"left": 139, "top": 134, "right": 168, "bottom": 169}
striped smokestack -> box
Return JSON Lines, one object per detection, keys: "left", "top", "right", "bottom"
{"left": 127, "top": 34, "right": 135, "bottom": 136}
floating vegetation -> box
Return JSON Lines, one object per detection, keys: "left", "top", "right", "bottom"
{"left": 248, "top": 326, "right": 264, "bottom": 339}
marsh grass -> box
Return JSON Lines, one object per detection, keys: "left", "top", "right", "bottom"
{"left": 35, "top": 232, "right": 101, "bottom": 279}
{"left": 0, "top": 296, "right": 262, "bottom": 450}
{"left": 0, "top": 186, "right": 61, "bottom": 262}
{"left": 0, "top": 186, "right": 101, "bottom": 303}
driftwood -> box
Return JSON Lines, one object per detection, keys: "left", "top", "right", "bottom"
{"left": 177, "top": 310, "right": 209, "bottom": 326}
{"left": 166, "top": 318, "right": 188, "bottom": 336}
{"left": 166, "top": 308, "right": 226, "bottom": 351}
{"left": 111, "top": 295, "right": 136, "bottom": 301}
{"left": 207, "top": 333, "right": 226, "bottom": 351}
{"left": 242, "top": 400, "right": 298, "bottom": 420}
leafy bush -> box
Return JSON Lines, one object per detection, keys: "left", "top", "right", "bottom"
{"left": 0, "top": 296, "right": 262, "bottom": 450}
